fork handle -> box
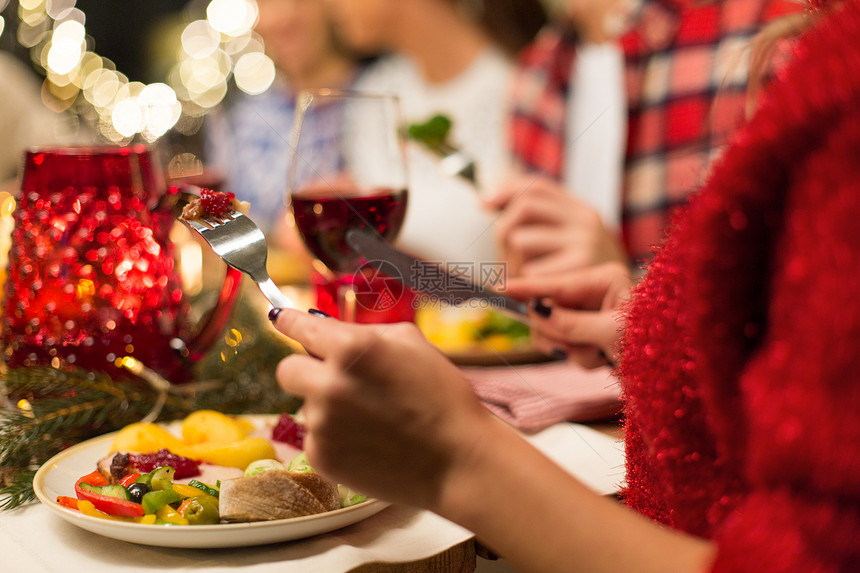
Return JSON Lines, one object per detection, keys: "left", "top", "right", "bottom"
{"left": 258, "top": 278, "right": 296, "bottom": 310}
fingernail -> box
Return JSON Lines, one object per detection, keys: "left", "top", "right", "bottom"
{"left": 531, "top": 300, "right": 552, "bottom": 318}
{"left": 268, "top": 307, "right": 283, "bottom": 322}
{"left": 551, "top": 348, "right": 567, "bottom": 361}
{"left": 308, "top": 308, "right": 332, "bottom": 318}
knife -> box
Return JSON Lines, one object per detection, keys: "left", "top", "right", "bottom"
{"left": 345, "top": 229, "right": 531, "bottom": 321}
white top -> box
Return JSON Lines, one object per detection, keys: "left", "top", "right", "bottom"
{"left": 355, "top": 49, "right": 513, "bottom": 266}
{"left": 564, "top": 42, "right": 627, "bottom": 230}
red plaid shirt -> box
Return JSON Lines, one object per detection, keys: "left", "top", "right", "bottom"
{"left": 509, "top": 0, "right": 800, "bottom": 266}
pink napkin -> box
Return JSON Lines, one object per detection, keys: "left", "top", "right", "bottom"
{"left": 462, "top": 361, "right": 621, "bottom": 432}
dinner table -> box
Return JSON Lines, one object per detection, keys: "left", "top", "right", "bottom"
{"left": 0, "top": 274, "right": 625, "bottom": 572}
{"left": 0, "top": 421, "right": 623, "bottom": 573}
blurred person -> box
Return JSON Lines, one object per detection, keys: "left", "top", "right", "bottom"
{"left": 488, "top": 0, "right": 803, "bottom": 277}
{"left": 205, "top": 0, "right": 358, "bottom": 233}
{"left": 0, "top": 51, "right": 75, "bottom": 189}
{"left": 270, "top": 1, "right": 860, "bottom": 570}
{"left": 325, "top": 0, "right": 546, "bottom": 266}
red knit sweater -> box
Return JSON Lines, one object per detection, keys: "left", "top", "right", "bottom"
{"left": 619, "top": 1, "right": 860, "bottom": 570}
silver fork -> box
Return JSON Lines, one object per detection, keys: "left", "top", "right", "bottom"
{"left": 183, "top": 209, "right": 295, "bottom": 310}
{"left": 434, "top": 141, "right": 477, "bottom": 185}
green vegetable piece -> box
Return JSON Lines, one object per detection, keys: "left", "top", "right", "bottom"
{"left": 141, "top": 488, "right": 182, "bottom": 514}
{"left": 477, "top": 311, "right": 530, "bottom": 340}
{"left": 149, "top": 466, "right": 176, "bottom": 492}
{"left": 181, "top": 495, "right": 220, "bottom": 525}
{"left": 244, "top": 459, "right": 286, "bottom": 477}
{"left": 287, "top": 451, "right": 314, "bottom": 473}
{"left": 78, "top": 482, "right": 131, "bottom": 501}
{"left": 407, "top": 114, "right": 453, "bottom": 149}
{"left": 188, "top": 479, "right": 220, "bottom": 498}
{"left": 337, "top": 484, "right": 367, "bottom": 508}
{"left": 135, "top": 465, "right": 174, "bottom": 488}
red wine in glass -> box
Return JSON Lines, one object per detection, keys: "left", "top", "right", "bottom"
{"left": 288, "top": 91, "right": 411, "bottom": 322}
{"left": 292, "top": 187, "right": 408, "bottom": 273}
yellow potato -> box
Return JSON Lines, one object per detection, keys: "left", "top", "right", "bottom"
{"left": 111, "top": 422, "right": 184, "bottom": 453}
{"left": 485, "top": 333, "right": 515, "bottom": 353}
{"left": 181, "top": 410, "right": 251, "bottom": 445}
{"left": 233, "top": 416, "right": 255, "bottom": 435}
{"left": 175, "top": 437, "right": 275, "bottom": 469}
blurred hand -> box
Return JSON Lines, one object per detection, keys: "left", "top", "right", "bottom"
{"left": 503, "top": 262, "right": 633, "bottom": 367}
{"left": 484, "top": 175, "right": 627, "bottom": 278}
{"left": 272, "top": 310, "right": 494, "bottom": 509}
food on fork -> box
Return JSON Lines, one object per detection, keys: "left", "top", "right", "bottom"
{"left": 181, "top": 188, "right": 250, "bottom": 219}
{"left": 406, "top": 113, "right": 476, "bottom": 183}
{"left": 406, "top": 113, "right": 453, "bottom": 153}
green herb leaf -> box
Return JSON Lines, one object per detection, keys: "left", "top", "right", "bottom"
{"left": 406, "top": 114, "right": 453, "bottom": 150}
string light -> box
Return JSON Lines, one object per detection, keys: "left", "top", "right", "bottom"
{"left": 14, "top": 0, "right": 277, "bottom": 142}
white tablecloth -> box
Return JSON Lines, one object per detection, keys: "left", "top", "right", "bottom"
{"left": 0, "top": 424, "right": 624, "bottom": 573}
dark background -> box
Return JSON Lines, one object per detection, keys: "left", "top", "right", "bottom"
{"left": 2, "top": 1, "right": 189, "bottom": 83}
{"left": 75, "top": 0, "right": 185, "bottom": 83}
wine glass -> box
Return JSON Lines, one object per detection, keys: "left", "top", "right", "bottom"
{"left": 287, "top": 90, "right": 412, "bottom": 322}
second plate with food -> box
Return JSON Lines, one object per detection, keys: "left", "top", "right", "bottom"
{"left": 416, "top": 306, "right": 549, "bottom": 366}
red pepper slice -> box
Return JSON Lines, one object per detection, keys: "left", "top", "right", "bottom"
{"left": 118, "top": 473, "right": 141, "bottom": 488}
{"left": 75, "top": 471, "right": 144, "bottom": 517}
{"left": 77, "top": 469, "right": 109, "bottom": 487}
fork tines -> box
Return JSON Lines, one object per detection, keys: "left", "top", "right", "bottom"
{"left": 188, "top": 210, "right": 241, "bottom": 231}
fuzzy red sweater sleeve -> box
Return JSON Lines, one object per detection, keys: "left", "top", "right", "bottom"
{"left": 707, "top": 108, "right": 860, "bottom": 573}
{"left": 621, "top": 2, "right": 860, "bottom": 570}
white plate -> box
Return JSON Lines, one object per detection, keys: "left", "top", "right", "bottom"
{"left": 33, "top": 425, "right": 388, "bottom": 548}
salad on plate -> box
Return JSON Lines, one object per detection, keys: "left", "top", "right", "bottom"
{"left": 51, "top": 410, "right": 366, "bottom": 526}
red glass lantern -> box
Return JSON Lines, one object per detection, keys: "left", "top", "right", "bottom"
{"left": 1, "top": 146, "right": 240, "bottom": 383}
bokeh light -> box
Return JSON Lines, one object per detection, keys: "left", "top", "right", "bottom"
{"left": 234, "top": 51, "right": 275, "bottom": 95}
{"left": 45, "top": 0, "right": 75, "bottom": 19}
{"left": 138, "top": 82, "right": 181, "bottom": 140}
{"left": 46, "top": 20, "right": 85, "bottom": 75}
{"left": 18, "top": 0, "right": 277, "bottom": 141}
{"left": 206, "top": 0, "right": 257, "bottom": 37}
{"left": 181, "top": 19, "right": 220, "bottom": 59}
{"left": 112, "top": 97, "right": 144, "bottom": 138}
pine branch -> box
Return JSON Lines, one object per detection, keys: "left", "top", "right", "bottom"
{"left": 2, "top": 366, "right": 126, "bottom": 401}
{"left": 0, "top": 291, "right": 300, "bottom": 510}
{"left": 0, "top": 369, "right": 191, "bottom": 470}
{"left": 0, "top": 469, "right": 37, "bottom": 510}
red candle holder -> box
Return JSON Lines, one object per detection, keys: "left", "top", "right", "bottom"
{"left": 1, "top": 146, "right": 240, "bottom": 383}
